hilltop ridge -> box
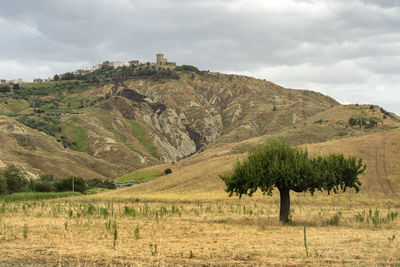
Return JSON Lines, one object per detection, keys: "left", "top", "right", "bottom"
{"left": 0, "top": 62, "right": 399, "bottom": 179}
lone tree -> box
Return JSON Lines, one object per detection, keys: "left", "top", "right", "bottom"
{"left": 220, "top": 139, "right": 366, "bottom": 223}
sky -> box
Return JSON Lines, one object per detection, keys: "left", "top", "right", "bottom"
{"left": 0, "top": 0, "right": 399, "bottom": 114}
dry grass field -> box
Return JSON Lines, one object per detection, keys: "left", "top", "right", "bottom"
{"left": 1, "top": 128, "right": 400, "bottom": 266}
{"left": 1, "top": 194, "right": 400, "bottom": 266}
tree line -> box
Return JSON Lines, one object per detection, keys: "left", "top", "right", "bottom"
{"left": 0, "top": 165, "right": 115, "bottom": 195}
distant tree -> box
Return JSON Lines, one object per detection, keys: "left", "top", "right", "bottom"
{"left": 54, "top": 176, "right": 87, "bottom": 193}
{"left": 13, "top": 83, "right": 20, "bottom": 90}
{"left": 175, "top": 65, "right": 200, "bottom": 73}
{"left": 164, "top": 168, "right": 172, "bottom": 175}
{"left": 0, "top": 172, "right": 8, "bottom": 195}
{"left": 0, "top": 85, "right": 11, "bottom": 93}
{"left": 220, "top": 139, "right": 366, "bottom": 223}
{"left": 4, "top": 165, "right": 28, "bottom": 193}
{"left": 61, "top": 72, "right": 76, "bottom": 80}
{"left": 53, "top": 74, "right": 60, "bottom": 81}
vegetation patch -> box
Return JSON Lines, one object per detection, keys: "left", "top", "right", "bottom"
{"left": 116, "top": 170, "right": 162, "bottom": 183}
{"left": 127, "top": 120, "right": 158, "bottom": 158}
{"left": 0, "top": 191, "right": 81, "bottom": 202}
{"left": 63, "top": 124, "right": 89, "bottom": 152}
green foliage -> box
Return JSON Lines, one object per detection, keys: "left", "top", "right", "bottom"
{"left": 0, "top": 85, "right": 11, "bottom": 93}
{"left": 348, "top": 116, "right": 381, "bottom": 128}
{"left": 324, "top": 212, "right": 341, "bottom": 226}
{"left": 175, "top": 65, "right": 200, "bottom": 73}
{"left": 354, "top": 208, "right": 399, "bottom": 226}
{"left": 63, "top": 125, "right": 89, "bottom": 152}
{"left": 164, "top": 168, "right": 172, "bottom": 175}
{"left": 0, "top": 191, "right": 81, "bottom": 202}
{"left": 134, "top": 224, "right": 140, "bottom": 240}
{"left": 220, "top": 139, "right": 366, "bottom": 222}
{"left": 23, "top": 224, "right": 28, "bottom": 239}
{"left": 4, "top": 165, "right": 28, "bottom": 193}
{"left": 115, "top": 170, "right": 162, "bottom": 184}
{"left": 86, "top": 178, "right": 116, "bottom": 189}
{"left": 113, "top": 222, "right": 118, "bottom": 249}
{"left": 128, "top": 120, "right": 158, "bottom": 157}
{"left": 54, "top": 176, "right": 88, "bottom": 193}
{"left": 16, "top": 114, "right": 61, "bottom": 136}
{"left": 149, "top": 244, "right": 158, "bottom": 256}
{"left": 0, "top": 173, "right": 7, "bottom": 195}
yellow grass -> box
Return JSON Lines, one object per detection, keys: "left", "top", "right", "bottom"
{"left": 1, "top": 195, "right": 400, "bottom": 266}
{"left": 2, "top": 128, "right": 400, "bottom": 265}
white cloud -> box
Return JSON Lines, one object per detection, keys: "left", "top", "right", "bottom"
{"left": 0, "top": 0, "right": 399, "bottom": 114}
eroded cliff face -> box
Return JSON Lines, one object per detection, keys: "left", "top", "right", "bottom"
{"left": 0, "top": 71, "right": 342, "bottom": 177}
{"left": 99, "top": 72, "right": 338, "bottom": 162}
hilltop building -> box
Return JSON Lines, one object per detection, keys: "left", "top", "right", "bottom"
{"left": 156, "top": 54, "right": 176, "bottom": 67}
{"left": 0, "top": 79, "right": 25, "bottom": 84}
{"left": 66, "top": 54, "right": 177, "bottom": 79}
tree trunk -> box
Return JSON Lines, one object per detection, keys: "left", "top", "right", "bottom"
{"left": 279, "top": 188, "right": 290, "bottom": 223}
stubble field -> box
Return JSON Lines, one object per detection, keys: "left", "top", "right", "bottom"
{"left": 1, "top": 192, "right": 400, "bottom": 266}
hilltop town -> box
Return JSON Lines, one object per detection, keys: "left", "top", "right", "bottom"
{"left": 0, "top": 53, "right": 175, "bottom": 85}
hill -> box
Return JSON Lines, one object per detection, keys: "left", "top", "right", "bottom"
{"left": 105, "top": 127, "right": 400, "bottom": 199}
{"left": 0, "top": 64, "right": 399, "bottom": 179}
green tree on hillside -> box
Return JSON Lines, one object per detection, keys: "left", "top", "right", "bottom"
{"left": 0, "top": 172, "right": 7, "bottom": 195}
{"left": 220, "top": 139, "right": 366, "bottom": 223}
{"left": 4, "top": 165, "right": 28, "bottom": 193}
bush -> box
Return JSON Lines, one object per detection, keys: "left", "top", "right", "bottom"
{"left": 54, "top": 176, "right": 88, "bottom": 193}
{"left": 30, "top": 180, "right": 55, "bottom": 192}
{"left": 164, "top": 168, "right": 172, "bottom": 175}
{"left": 175, "top": 65, "right": 200, "bottom": 73}
{"left": 0, "top": 176, "right": 8, "bottom": 195}
{"left": 86, "top": 178, "right": 116, "bottom": 189}
{"left": 0, "top": 85, "right": 11, "bottom": 93}
{"left": 4, "top": 165, "right": 28, "bottom": 193}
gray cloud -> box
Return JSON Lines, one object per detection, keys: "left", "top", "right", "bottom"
{"left": 0, "top": 0, "right": 399, "bottom": 114}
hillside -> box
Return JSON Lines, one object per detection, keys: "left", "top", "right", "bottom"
{"left": 0, "top": 64, "right": 399, "bottom": 179}
{"left": 106, "top": 127, "right": 400, "bottom": 199}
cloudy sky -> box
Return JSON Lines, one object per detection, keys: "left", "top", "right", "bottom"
{"left": 1, "top": 0, "right": 399, "bottom": 114}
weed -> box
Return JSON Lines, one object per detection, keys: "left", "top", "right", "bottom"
{"left": 23, "top": 224, "right": 28, "bottom": 239}
{"left": 303, "top": 225, "right": 308, "bottom": 257}
{"left": 149, "top": 243, "right": 158, "bottom": 256}
{"left": 389, "top": 234, "right": 396, "bottom": 245}
{"left": 134, "top": 224, "right": 140, "bottom": 240}
{"left": 113, "top": 222, "right": 118, "bottom": 249}
{"left": 124, "top": 206, "right": 136, "bottom": 217}
{"left": 105, "top": 219, "right": 111, "bottom": 231}
{"left": 325, "top": 212, "right": 341, "bottom": 226}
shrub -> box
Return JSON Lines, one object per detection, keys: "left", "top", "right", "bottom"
{"left": 0, "top": 85, "right": 11, "bottom": 93}
{"left": 175, "top": 65, "right": 200, "bottom": 73}
{"left": 164, "top": 168, "right": 172, "bottom": 175}
{"left": 54, "top": 176, "right": 88, "bottom": 193}
{"left": 30, "top": 180, "right": 55, "bottom": 192}
{"left": 0, "top": 176, "right": 8, "bottom": 195}
{"left": 4, "top": 165, "right": 28, "bottom": 193}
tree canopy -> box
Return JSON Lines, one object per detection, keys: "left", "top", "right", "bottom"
{"left": 220, "top": 139, "right": 366, "bottom": 223}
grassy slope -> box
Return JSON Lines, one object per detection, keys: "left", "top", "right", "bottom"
{"left": 101, "top": 127, "right": 400, "bottom": 201}
{"left": 115, "top": 170, "right": 162, "bottom": 183}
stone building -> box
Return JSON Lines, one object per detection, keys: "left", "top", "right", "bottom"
{"left": 156, "top": 54, "right": 176, "bottom": 67}
{"left": 129, "top": 60, "right": 139, "bottom": 66}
